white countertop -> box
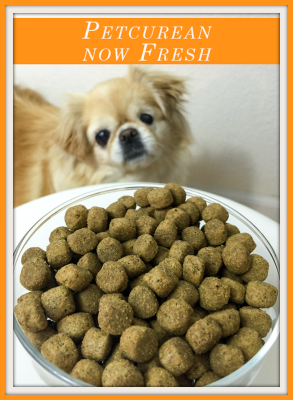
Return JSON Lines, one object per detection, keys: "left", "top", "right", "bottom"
{"left": 13, "top": 184, "right": 280, "bottom": 388}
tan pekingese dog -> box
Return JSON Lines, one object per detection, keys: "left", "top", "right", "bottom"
{"left": 13, "top": 67, "right": 192, "bottom": 207}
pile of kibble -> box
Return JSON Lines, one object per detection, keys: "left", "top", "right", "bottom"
{"left": 14, "top": 184, "right": 278, "bottom": 387}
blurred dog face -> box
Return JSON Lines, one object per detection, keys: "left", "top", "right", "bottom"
{"left": 59, "top": 67, "right": 190, "bottom": 172}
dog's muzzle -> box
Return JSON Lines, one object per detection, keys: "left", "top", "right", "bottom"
{"left": 119, "top": 128, "right": 147, "bottom": 161}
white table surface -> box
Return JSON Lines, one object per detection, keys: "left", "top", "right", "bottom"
{"left": 13, "top": 183, "right": 280, "bottom": 387}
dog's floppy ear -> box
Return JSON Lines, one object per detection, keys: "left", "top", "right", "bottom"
{"left": 58, "top": 93, "right": 91, "bottom": 160}
{"left": 128, "top": 66, "right": 187, "bottom": 117}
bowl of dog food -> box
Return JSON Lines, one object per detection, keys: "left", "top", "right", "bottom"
{"left": 13, "top": 183, "right": 280, "bottom": 389}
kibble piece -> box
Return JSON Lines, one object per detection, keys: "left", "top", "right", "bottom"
{"left": 210, "top": 344, "right": 244, "bottom": 377}
{"left": 41, "top": 286, "right": 75, "bottom": 321}
{"left": 227, "top": 327, "right": 263, "bottom": 362}
{"left": 143, "top": 265, "right": 178, "bottom": 298}
{"left": 152, "top": 246, "right": 170, "bottom": 266}
{"left": 199, "top": 277, "right": 230, "bottom": 311}
{"left": 129, "top": 274, "right": 149, "bottom": 290}
{"left": 168, "top": 280, "right": 199, "bottom": 306}
{"left": 239, "top": 306, "right": 272, "bottom": 338}
{"left": 186, "top": 353, "right": 210, "bottom": 380}
{"left": 117, "top": 195, "right": 136, "bottom": 210}
{"left": 140, "top": 206, "right": 155, "bottom": 217}
{"left": 147, "top": 188, "right": 174, "bottom": 209}
{"left": 24, "top": 326, "right": 57, "bottom": 351}
{"left": 20, "top": 258, "right": 51, "bottom": 291}
{"left": 17, "top": 291, "right": 43, "bottom": 304}
{"left": 157, "top": 299, "right": 194, "bottom": 335}
{"left": 104, "top": 344, "right": 127, "bottom": 367}
{"left": 77, "top": 253, "right": 102, "bottom": 277}
{"left": 202, "top": 203, "right": 229, "bottom": 223}
{"left": 102, "top": 360, "right": 144, "bottom": 387}
{"left": 120, "top": 326, "right": 158, "bottom": 362}
{"left": 220, "top": 303, "right": 238, "bottom": 311}
{"left": 153, "top": 207, "right": 172, "bottom": 224}
{"left": 169, "top": 240, "right": 194, "bottom": 263}
{"left": 137, "top": 354, "right": 161, "bottom": 374}
{"left": 159, "top": 257, "right": 182, "bottom": 279}
{"left": 154, "top": 220, "right": 177, "bottom": 248}
{"left": 165, "top": 208, "right": 190, "bottom": 232}
{"left": 128, "top": 286, "right": 159, "bottom": 319}
{"left": 165, "top": 183, "right": 186, "bottom": 206}
{"left": 46, "top": 240, "right": 72, "bottom": 269}
{"left": 81, "top": 327, "right": 112, "bottom": 362}
{"left": 75, "top": 284, "right": 104, "bottom": 314}
{"left": 57, "top": 312, "right": 94, "bottom": 343}
{"left": 134, "top": 187, "right": 154, "bottom": 207}
{"left": 181, "top": 227, "right": 207, "bottom": 252}
{"left": 176, "top": 374, "right": 193, "bottom": 387}
{"left": 133, "top": 318, "right": 150, "bottom": 328}
{"left": 145, "top": 367, "right": 178, "bottom": 387}
{"left": 14, "top": 297, "right": 47, "bottom": 332}
{"left": 98, "top": 296, "right": 133, "bottom": 335}
{"left": 183, "top": 255, "right": 205, "bottom": 287}
{"left": 222, "top": 243, "right": 252, "bottom": 274}
{"left": 109, "top": 218, "right": 136, "bottom": 242}
{"left": 226, "top": 232, "right": 257, "bottom": 254}
{"left": 106, "top": 202, "right": 127, "bottom": 219}
{"left": 49, "top": 227, "right": 71, "bottom": 243}
{"left": 194, "top": 305, "right": 209, "bottom": 319}
{"left": 41, "top": 333, "right": 78, "bottom": 373}
{"left": 195, "top": 371, "right": 221, "bottom": 387}
{"left": 56, "top": 264, "right": 93, "bottom": 291}
{"left": 118, "top": 255, "right": 147, "bottom": 279}
{"left": 149, "top": 320, "right": 173, "bottom": 346}
{"left": 204, "top": 219, "right": 228, "bottom": 246}
{"left": 67, "top": 228, "right": 98, "bottom": 255}
{"left": 159, "top": 337, "right": 193, "bottom": 376}
{"left": 197, "top": 247, "right": 223, "bottom": 277}
{"left": 65, "top": 205, "right": 88, "bottom": 230}
{"left": 186, "top": 197, "right": 207, "bottom": 218}
{"left": 71, "top": 359, "right": 103, "bottom": 386}
{"left": 96, "top": 231, "right": 111, "bottom": 241}
{"left": 186, "top": 318, "right": 222, "bottom": 354}
{"left": 221, "top": 277, "right": 246, "bottom": 304}
{"left": 245, "top": 281, "right": 278, "bottom": 308}
{"left": 133, "top": 234, "right": 158, "bottom": 262}
{"left": 125, "top": 208, "right": 146, "bottom": 222}
{"left": 136, "top": 215, "right": 157, "bottom": 237}
{"left": 207, "top": 309, "right": 240, "bottom": 337}
{"left": 87, "top": 206, "right": 108, "bottom": 233}
{"left": 97, "top": 237, "right": 123, "bottom": 263}
{"left": 221, "top": 267, "right": 244, "bottom": 283}
{"left": 96, "top": 261, "right": 128, "bottom": 293}
{"left": 178, "top": 203, "right": 200, "bottom": 225}
{"left": 122, "top": 239, "right": 136, "bottom": 256}
{"left": 240, "top": 254, "right": 269, "bottom": 282}
{"left": 21, "top": 247, "right": 47, "bottom": 264}
{"left": 225, "top": 223, "right": 240, "bottom": 237}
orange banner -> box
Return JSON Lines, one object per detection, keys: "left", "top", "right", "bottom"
{"left": 13, "top": 18, "right": 279, "bottom": 64}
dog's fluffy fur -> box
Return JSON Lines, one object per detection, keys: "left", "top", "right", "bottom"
{"left": 13, "top": 67, "right": 191, "bottom": 207}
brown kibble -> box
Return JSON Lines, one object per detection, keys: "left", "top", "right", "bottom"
{"left": 98, "top": 295, "right": 133, "bottom": 335}
{"left": 226, "top": 232, "right": 257, "bottom": 254}
{"left": 67, "top": 228, "right": 98, "bottom": 255}
{"left": 118, "top": 255, "right": 147, "bottom": 279}
{"left": 143, "top": 265, "right": 178, "bottom": 298}
{"left": 120, "top": 326, "right": 158, "bottom": 362}
{"left": 56, "top": 264, "right": 93, "bottom": 291}
{"left": 128, "top": 286, "right": 159, "bottom": 319}
{"left": 186, "top": 318, "right": 221, "bottom": 354}
{"left": 154, "top": 220, "right": 177, "bottom": 248}
{"left": 46, "top": 240, "right": 72, "bottom": 269}
{"left": 152, "top": 246, "right": 170, "bottom": 266}
{"left": 14, "top": 296, "right": 47, "bottom": 333}
{"left": 221, "top": 277, "right": 246, "bottom": 304}
{"left": 121, "top": 239, "right": 136, "bottom": 256}
{"left": 64, "top": 205, "right": 88, "bottom": 230}
{"left": 245, "top": 281, "right": 278, "bottom": 308}
{"left": 20, "top": 258, "right": 51, "bottom": 291}
{"left": 87, "top": 207, "right": 108, "bottom": 233}
{"left": 41, "top": 333, "right": 78, "bottom": 373}
{"left": 109, "top": 218, "right": 136, "bottom": 242}
{"left": 24, "top": 326, "right": 57, "bottom": 351}
{"left": 225, "top": 223, "right": 240, "bottom": 237}
{"left": 202, "top": 203, "right": 229, "bottom": 223}
{"left": 133, "top": 234, "right": 158, "bottom": 262}
{"left": 129, "top": 274, "right": 149, "bottom": 290}
{"left": 21, "top": 247, "right": 47, "bottom": 265}
{"left": 71, "top": 359, "right": 103, "bottom": 386}
{"left": 222, "top": 242, "right": 252, "bottom": 274}
{"left": 149, "top": 320, "right": 173, "bottom": 346}
{"left": 221, "top": 267, "right": 244, "bottom": 283}
{"left": 134, "top": 187, "right": 154, "bottom": 207}
{"left": 106, "top": 202, "right": 127, "bottom": 219}
{"left": 186, "top": 353, "right": 210, "bottom": 380}
{"left": 199, "top": 277, "right": 230, "bottom": 311}
{"left": 181, "top": 226, "right": 207, "bottom": 252}
{"left": 49, "top": 227, "right": 71, "bottom": 243}
{"left": 168, "top": 280, "right": 199, "bottom": 307}
{"left": 102, "top": 360, "right": 144, "bottom": 387}
{"left": 144, "top": 367, "right": 179, "bottom": 387}
{"left": 197, "top": 247, "right": 223, "bottom": 276}
{"left": 178, "top": 203, "right": 200, "bottom": 226}
{"left": 240, "top": 254, "right": 269, "bottom": 282}
{"left": 137, "top": 354, "right": 161, "bottom": 374}
{"left": 153, "top": 207, "right": 172, "bottom": 224}
{"left": 165, "top": 208, "right": 190, "bottom": 232}
{"left": 147, "top": 188, "right": 174, "bottom": 209}
{"left": 227, "top": 327, "right": 263, "bottom": 362}
{"left": 103, "top": 344, "right": 127, "bottom": 367}
{"left": 159, "top": 257, "right": 182, "bottom": 279}
{"left": 125, "top": 208, "right": 146, "bottom": 222}
{"left": 75, "top": 284, "right": 104, "bottom": 314}
{"left": 97, "top": 237, "right": 123, "bottom": 263}
{"left": 169, "top": 240, "right": 194, "bottom": 263}
{"left": 41, "top": 286, "right": 75, "bottom": 321}
{"left": 117, "top": 195, "right": 136, "bottom": 210}
{"left": 96, "top": 231, "right": 111, "bottom": 241}
{"left": 96, "top": 261, "right": 128, "bottom": 293}
{"left": 210, "top": 344, "right": 244, "bottom": 377}
{"left": 133, "top": 318, "right": 150, "bottom": 328}
{"left": 186, "top": 197, "right": 207, "bottom": 219}
{"left": 195, "top": 371, "right": 221, "bottom": 387}
{"left": 165, "top": 183, "right": 186, "bottom": 206}
{"left": 140, "top": 206, "right": 155, "bottom": 217}
{"left": 77, "top": 252, "right": 102, "bottom": 277}
{"left": 136, "top": 215, "right": 157, "bottom": 237}
{"left": 204, "top": 219, "right": 228, "bottom": 246}
{"left": 159, "top": 337, "right": 193, "bottom": 376}
{"left": 157, "top": 299, "right": 193, "bottom": 335}
{"left": 57, "top": 312, "right": 94, "bottom": 343}
{"left": 183, "top": 255, "right": 205, "bottom": 287}
{"left": 239, "top": 306, "right": 272, "bottom": 338}
{"left": 207, "top": 309, "right": 240, "bottom": 337}
{"left": 81, "top": 327, "right": 112, "bottom": 362}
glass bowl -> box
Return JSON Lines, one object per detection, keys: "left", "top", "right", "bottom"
{"left": 13, "top": 184, "right": 280, "bottom": 388}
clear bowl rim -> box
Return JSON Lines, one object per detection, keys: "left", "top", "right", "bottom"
{"left": 13, "top": 183, "right": 280, "bottom": 388}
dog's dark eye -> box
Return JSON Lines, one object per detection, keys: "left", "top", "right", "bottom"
{"left": 140, "top": 113, "right": 153, "bottom": 125}
{"left": 95, "top": 130, "right": 110, "bottom": 147}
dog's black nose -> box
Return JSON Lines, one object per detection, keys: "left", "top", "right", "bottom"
{"left": 119, "top": 128, "right": 138, "bottom": 143}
